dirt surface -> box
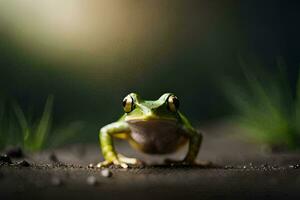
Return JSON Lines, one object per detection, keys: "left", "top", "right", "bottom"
{"left": 1, "top": 123, "right": 300, "bottom": 200}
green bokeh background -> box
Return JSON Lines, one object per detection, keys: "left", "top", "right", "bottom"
{"left": 0, "top": 0, "right": 299, "bottom": 144}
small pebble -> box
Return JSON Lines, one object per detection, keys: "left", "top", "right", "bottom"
{"left": 289, "top": 164, "right": 300, "bottom": 169}
{"left": 88, "top": 163, "right": 94, "bottom": 168}
{"left": 101, "top": 169, "right": 112, "bottom": 178}
{"left": 16, "top": 160, "right": 30, "bottom": 167}
{"left": 51, "top": 177, "right": 62, "bottom": 186}
{"left": 49, "top": 153, "right": 59, "bottom": 163}
{"left": 86, "top": 176, "right": 97, "bottom": 186}
{"left": 249, "top": 163, "right": 256, "bottom": 169}
{"left": 0, "top": 155, "right": 12, "bottom": 164}
{"left": 5, "top": 147, "right": 23, "bottom": 158}
{"left": 243, "top": 165, "right": 247, "bottom": 169}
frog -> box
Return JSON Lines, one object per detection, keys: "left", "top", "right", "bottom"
{"left": 97, "top": 93, "right": 202, "bottom": 168}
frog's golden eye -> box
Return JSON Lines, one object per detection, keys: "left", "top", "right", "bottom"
{"left": 122, "top": 95, "right": 135, "bottom": 113}
{"left": 167, "top": 95, "right": 179, "bottom": 112}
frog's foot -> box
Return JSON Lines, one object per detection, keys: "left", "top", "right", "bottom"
{"left": 96, "top": 154, "right": 142, "bottom": 169}
{"left": 164, "top": 158, "right": 213, "bottom": 167}
{"left": 96, "top": 159, "right": 129, "bottom": 169}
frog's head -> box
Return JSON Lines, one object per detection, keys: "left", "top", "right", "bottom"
{"left": 121, "top": 93, "right": 180, "bottom": 122}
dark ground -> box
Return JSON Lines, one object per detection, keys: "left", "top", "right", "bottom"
{"left": 1, "top": 122, "right": 300, "bottom": 200}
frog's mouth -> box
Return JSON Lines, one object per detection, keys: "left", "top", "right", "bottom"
{"left": 126, "top": 119, "right": 187, "bottom": 154}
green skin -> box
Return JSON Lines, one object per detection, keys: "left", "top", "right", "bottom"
{"left": 98, "top": 93, "right": 202, "bottom": 168}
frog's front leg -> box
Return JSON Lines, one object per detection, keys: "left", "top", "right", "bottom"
{"left": 183, "top": 129, "right": 202, "bottom": 164}
{"left": 165, "top": 128, "right": 202, "bottom": 166}
{"left": 97, "top": 121, "right": 140, "bottom": 168}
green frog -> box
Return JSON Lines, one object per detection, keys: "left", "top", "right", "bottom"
{"left": 97, "top": 93, "right": 202, "bottom": 168}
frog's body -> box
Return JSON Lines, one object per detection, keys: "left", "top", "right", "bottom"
{"left": 98, "top": 93, "right": 202, "bottom": 168}
{"left": 128, "top": 119, "right": 188, "bottom": 154}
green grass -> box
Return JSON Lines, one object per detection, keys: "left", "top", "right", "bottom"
{"left": 0, "top": 95, "right": 84, "bottom": 152}
{"left": 225, "top": 59, "right": 300, "bottom": 150}
{"left": 12, "top": 95, "right": 54, "bottom": 151}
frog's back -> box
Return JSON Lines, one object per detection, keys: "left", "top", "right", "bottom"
{"left": 127, "top": 120, "right": 188, "bottom": 154}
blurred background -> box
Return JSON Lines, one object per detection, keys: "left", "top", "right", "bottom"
{"left": 1, "top": 0, "right": 300, "bottom": 151}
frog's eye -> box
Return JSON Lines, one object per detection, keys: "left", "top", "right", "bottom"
{"left": 167, "top": 95, "right": 179, "bottom": 112}
{"left": 122, "top": 95, "right": 135, "bottom": 113}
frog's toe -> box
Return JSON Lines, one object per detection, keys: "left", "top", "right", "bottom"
{"left": 96, "top": 160, "right": 112, "bottom": 168}
{"left": 96, "top": 159, "right": 129, "bottom": 169}
{"left": 112, "top": 159, "right": 129, "bottom": 168}
{"left": 97, "top": 155, "right": 143, "bottom": 169}
{"left": 117, "top": 154, "right": 142, "bottom": 165}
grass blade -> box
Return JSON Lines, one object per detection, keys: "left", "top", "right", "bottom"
{"left": 12, "top": 100, "right": 30, "bottom": 145}
{"left": 33, "top": 95, "right": 54, "bottom": 150}
{"left": 225, "top": 59, "right": 299, "bottom": 150}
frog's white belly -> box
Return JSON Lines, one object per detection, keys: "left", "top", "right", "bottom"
{"left": 127, "top": 120, "right": 188, "bottom": 154}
